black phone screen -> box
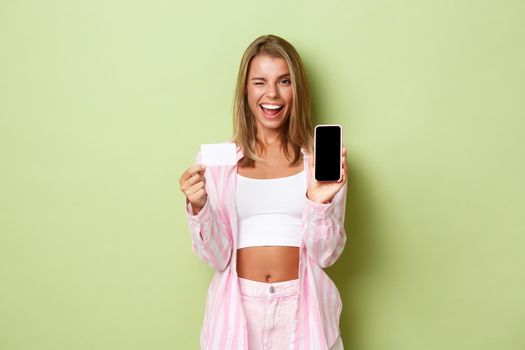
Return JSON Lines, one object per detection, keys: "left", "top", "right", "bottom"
{"left": 315, "top": 125, "right": 342, "bottom": 181}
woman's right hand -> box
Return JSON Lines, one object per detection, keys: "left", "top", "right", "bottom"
{"left": 179, "top": 164, "right": 207, "bottom": 215}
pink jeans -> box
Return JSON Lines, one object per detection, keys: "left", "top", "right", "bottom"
{"left": 238, "top": 277, "right": 344, "bottom": 350}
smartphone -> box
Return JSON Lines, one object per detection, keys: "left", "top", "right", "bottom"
{"left": 314, "top": 124, "right": 342, "bottom": 182}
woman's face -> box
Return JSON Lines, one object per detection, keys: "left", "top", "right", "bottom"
{"left": 246, "top": 55, "right": 293, "bottom": 134}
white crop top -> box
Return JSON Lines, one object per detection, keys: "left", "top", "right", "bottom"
{"left": 236, "top": 169, "right": 307, "bottom": 249}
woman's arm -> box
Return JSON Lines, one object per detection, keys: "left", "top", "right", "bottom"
{"left": 302, "top": 181, "right": 347, "bottom": 268}
{"left": 181, "top": 151, "right": 232, "bottom": 271}
{"left": 303, "top": 147, "right": 349, "bottom": 268}
{"left": 185, "top": 198, "right": 232, "bottom": 271}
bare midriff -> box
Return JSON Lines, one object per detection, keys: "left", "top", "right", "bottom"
{"left": 236, "top": 246, "right": 299, "bottom": 283}
{"left": 236, "top": 150, "right": 304, "bottom": 283}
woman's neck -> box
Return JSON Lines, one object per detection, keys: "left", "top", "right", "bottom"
{"left": 256, "top": 130, "right": 283, "bottom": 149}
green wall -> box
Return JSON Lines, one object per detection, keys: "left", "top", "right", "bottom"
{"left": 1, "top": 1, "right": 524, "bottom": 349}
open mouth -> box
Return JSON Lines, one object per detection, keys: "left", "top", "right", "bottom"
{"left": 260, "top": 104, "right": 284, "bottom": 118}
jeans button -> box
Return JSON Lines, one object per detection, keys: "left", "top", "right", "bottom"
{"left": 269, "top": 286, "right": 275, "bottom": 293}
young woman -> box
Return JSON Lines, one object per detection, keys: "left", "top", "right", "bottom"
{"left": 179, "top": 34, "right": 348, "bottom": 350}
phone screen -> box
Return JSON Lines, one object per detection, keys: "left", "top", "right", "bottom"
{"left": 315, "top": 125, "right": 342, "bottom": 181}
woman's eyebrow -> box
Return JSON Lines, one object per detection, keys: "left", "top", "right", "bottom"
{"left": 250, "top": 73, "right": 291, "bottom": 80}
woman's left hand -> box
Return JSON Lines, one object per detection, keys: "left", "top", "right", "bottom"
{"left": 306, "top": 146, "right": 348, "bottom": 204}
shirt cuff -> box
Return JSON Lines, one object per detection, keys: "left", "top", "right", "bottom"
{"left": 186, "top": 199, "right": 212, "bottom": 241}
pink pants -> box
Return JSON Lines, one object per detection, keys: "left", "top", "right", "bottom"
{"left": 239, "top": 277, "right": 344, "bottom": 350}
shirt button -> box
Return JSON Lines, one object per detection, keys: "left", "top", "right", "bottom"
{"left": 269, "top": 286, "right": 275, "bottom": 293}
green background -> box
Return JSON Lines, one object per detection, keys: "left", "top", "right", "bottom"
{"left": 1, "top": 0, "right": 524, "bottom": 349}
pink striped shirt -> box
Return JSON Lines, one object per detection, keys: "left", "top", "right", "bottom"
{"left": 185, "top": 145, "right": 347, "bottom": 349}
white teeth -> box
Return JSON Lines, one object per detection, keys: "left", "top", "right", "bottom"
{"left": 261, "top": 104, "right": 283, "bottom": 110}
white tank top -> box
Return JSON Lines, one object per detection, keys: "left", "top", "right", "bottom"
{"left": 236, "top": 169, "right": 307, "bottom": 249}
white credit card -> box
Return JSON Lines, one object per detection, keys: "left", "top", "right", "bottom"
{"left": 200, "top": 143, "right": 237, "bottom": 166}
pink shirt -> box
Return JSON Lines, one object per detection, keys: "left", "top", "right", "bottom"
{"left": 185, "top": 145, "right": 348, "bottom": 350}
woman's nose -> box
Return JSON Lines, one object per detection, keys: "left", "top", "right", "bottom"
{"left": 266, "top": 84, "right": 279, "bottom": 98}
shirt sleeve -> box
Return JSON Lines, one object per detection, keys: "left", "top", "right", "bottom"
{"left": 302, "top": 181, "right": 348, "bottom": 268}
{"left": 184, "top": 151, "right": 233, "bottom": 271}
